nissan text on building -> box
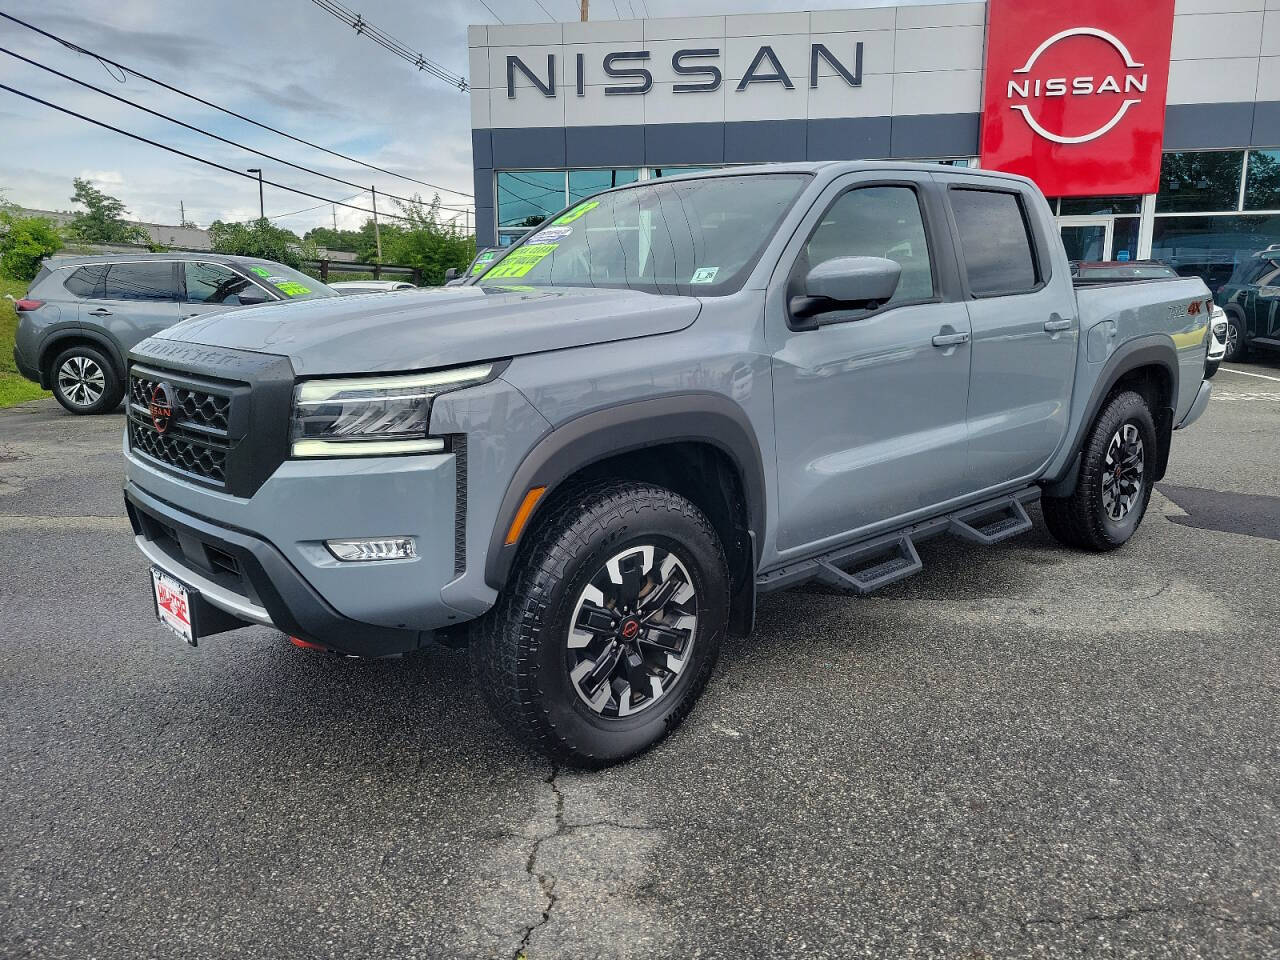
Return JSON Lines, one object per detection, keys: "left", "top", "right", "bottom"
{"left": 469, "top": 0, "right": 1280, "bottom": 302}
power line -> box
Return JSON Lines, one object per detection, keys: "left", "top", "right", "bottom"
{"left": 306, "top": 0, "right": 469, "bottom": 91}
{"left": 0, "top": 82, "right": 471, "bottom": 229}
{"left": 531, "top": 0, "right": 557, "bottom": 20}
{"left": 0, "top": 46, "right": 473, "bottom": 216}
{"left": 476, "top": 0, "right": 506, "bottom": 23}
{"left": 0, "top": 11, "right": 473, "bottom": 200}
{"left": 269, "top": 191, "right": 366, "bottom": 221}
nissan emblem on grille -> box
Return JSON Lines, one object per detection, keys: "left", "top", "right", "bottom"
{"left": 149, "top": 382, "right": 173, "bottom": 434}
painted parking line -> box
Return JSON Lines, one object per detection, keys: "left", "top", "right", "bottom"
{"left": 1212, "top": 392, "right": 1280, "bottom": 402}
{"left": 1218, "top": 366, "right": 1280, "bottom": 383}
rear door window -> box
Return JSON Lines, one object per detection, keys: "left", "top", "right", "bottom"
{"left": 184, "top": 262, "right": 260, "bottom": 304}
{"left": 102, "top": 262, "right": 179, "bottom": 301}
{"left": 64, "top": 265, "right": 109, "bottom": 298}
{"left": 949, "top": 189, "right": 1040, "bottom": 296}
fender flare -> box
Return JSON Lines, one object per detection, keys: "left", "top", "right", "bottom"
{"left": 37, "top": 328, "right": 126, "bottom": 388}
{"left": 484, "top": 392, "right": 766, "bottom": 590}
{"left": 1044, "top": 335, "right": 1179, "bottom": 495}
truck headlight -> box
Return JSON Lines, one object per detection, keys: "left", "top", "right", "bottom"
{"left": 290, "top": 364, "right": 494, "bottom": 457}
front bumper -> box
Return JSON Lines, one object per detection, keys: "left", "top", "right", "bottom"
{"left": 125, "top": 432, "right": 479, "bottom": 655}
{"left": 1176, "top": 379, "right": 1212, "bottom": 429}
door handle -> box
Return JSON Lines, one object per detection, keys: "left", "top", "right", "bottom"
{"left": 932, "top": 331, "right": 970, "bottom": 347}
{"left": 88, "top": 308, "right": 112, "bottom": 316}
{"left": 1044, "top": 316, "right": 1073, "bottom": 332}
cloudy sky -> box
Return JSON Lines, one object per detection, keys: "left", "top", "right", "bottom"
{"left": 0, "top": 0, "right": 940, "bottom": 234}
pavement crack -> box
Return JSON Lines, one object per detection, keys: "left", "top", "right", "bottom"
{"left": 512, "top": 766, "right": 564, "bottom": 960}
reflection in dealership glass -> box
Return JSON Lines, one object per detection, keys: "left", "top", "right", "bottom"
{"left": 1071, "top": 261, "right": 1177, "bottom": 282}
{"left": 478, "top": 174, "right": 808, "bottom": 297}
{"left": 1213, "top": 244, "right": 1280, "bottom": 360}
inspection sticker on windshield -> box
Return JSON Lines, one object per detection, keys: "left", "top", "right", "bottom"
{"left": 691, "top": 267, "right": 719, "bottom": 284}
{"left": 536, "top": 225, "right": 573, "bottom": 244}
{"left": 483, "top": 243, "right": 558, "bottom": 279}
{"left": 552, "top": 200, "right": 598, "bottom": 225}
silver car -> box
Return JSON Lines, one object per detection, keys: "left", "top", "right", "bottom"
{"left": 12, "top": 253, "right": 336, "bottom": 414}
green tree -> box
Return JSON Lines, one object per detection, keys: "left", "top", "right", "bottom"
{"left": 0, "top": 208, "right": 63, "bottom": 280}
{"left": 381, "top": 194, "right": 475, "bottom": 285}
{"left": 302, "top": 226, "right": 362, "bottom": 254}
{"left": 207, "top": 218, "right": 316, "bottom": 269}
{"left": 66, "top": 178, "right": 150, "bottom": 244}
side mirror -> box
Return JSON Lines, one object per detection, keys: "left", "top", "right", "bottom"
{"left": 237, "top": 287, "right": 272, "bottom": 306}
{"left": 444, "top": 267, "right": 459, "bottom": 281}
{"left": 790, "top": 256, "right": 902, "bottom": 328}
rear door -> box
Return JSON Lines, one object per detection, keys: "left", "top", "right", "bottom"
{"left": 80, "top": 261, "right": 182, "bottom": 354}
{"left": 767, "top": 173, "right": 973, "bottom": 556}
{"left": 939, "top": 178, "right": 1078, "bottom": 490}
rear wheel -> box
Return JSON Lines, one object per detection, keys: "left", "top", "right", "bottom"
{"left": 471, "top": 481, "right": 729, "bottom": 766}
{"left": 50, "top": 345, "right": 123, "bottom": 415}
{"left": 1042, "top": 390, "right": 1156, "bottom": 551}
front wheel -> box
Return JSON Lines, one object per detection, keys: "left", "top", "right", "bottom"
{"left": 471, "top": 481, "right": 729, "bottom": 766}
{"left": 1042, "top": 390, "right": 1157, "bottom": 551}
{"left": 1222, "top": 312, "right": 1247, "bottom": 363}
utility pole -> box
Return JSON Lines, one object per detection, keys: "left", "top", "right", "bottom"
{"left": 246, "top": 168, "right": 264, "bottom": 219}
{"left": 179, "top": 200, "right": 185, "bottom": 226}
{"left": 580, "top": 0, "right": 588, "bottom": 21}
{"left": 370, "top": 185, "right": 382, "bottom": 261}
{"left": 332, "top": 206, "right": 338, "bottom": 231}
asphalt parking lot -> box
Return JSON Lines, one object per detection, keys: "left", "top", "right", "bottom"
{"left": 2, "top": 363, "right": 1278, "bottom": 960}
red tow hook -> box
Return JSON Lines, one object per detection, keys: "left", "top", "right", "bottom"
{"left": 289, "top": 636, "right": 330, "bottom": 652}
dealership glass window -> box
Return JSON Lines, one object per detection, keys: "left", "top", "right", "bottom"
{"left": 1244, "top": 149, "right": 1280, "bottom": 210}
{"left": 1058, "top": 195, "right": 1142, "bottom": 216}
{"left": 1112, "top": 217, "right": 1141, "bottom": 263}
{"left": 1155, "top": 151, "right": 1244, "bottom": 214}
{"left": 653, "top": 166, "right": 718, "bottom": 178}
{"left": 568, "top": 169, "right": 640, "bottom": 204}
{"left": 497, "top": 171, "right": 567, "bottom": 231}
{"left": 1150, "top": 214, "right": 1280, "bottom": 293}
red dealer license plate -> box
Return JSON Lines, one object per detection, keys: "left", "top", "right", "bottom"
{"left": 151, "top": 567, "right": 196, "bottom": 646}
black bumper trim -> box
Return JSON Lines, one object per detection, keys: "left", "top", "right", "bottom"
{"left": 125, "top": 482, "right": 428, "bottom": 657}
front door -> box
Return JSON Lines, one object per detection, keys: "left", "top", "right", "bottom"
{"left": 768, "top": 176, "right": 972, "bottom": 557}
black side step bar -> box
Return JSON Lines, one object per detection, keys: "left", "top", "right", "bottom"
{"left": 948, "top": 497, "right": 1033, "bottom": 545}
{"left": 757, "top": 487, "right": 1040, "bottom": 596}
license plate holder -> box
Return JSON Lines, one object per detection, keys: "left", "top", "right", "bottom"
{"left": 151, "top": 567, "right": 198, "bottom": 646}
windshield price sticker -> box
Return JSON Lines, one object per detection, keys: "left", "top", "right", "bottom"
{"left": 552, "top": 201, "right": 599, "bottom": 225}
{"left": 472, "top": 251, "right": 498, "bottom": 274}
{"left": 249, "top": 265, "right": 309, "bottom": 296}
{"left": 484, "top": 243, "right": 559, "bottom": 279}
{"left": 691, "top": 267, "right": 719, "bottom": 284}
{"left": 536, "top": 225, "right": 573, "bottom": 244}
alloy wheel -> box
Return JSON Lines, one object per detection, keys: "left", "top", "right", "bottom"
{"left": 57, "top": 355, "right": 106, "bottom": 408}
{"left": 1225, "top": 320, "right": 1240, "bottom": 359}
{"left": 565, "top": 544, "right": 698, "bottom": 719}
{"left": 1101, "top": 422, "right": 1144, "bottom": 522}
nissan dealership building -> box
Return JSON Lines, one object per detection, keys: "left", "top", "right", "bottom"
{"left": 467, "top": 0, "right": 1280, "bottom": 292}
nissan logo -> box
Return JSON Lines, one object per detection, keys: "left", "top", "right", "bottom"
{"left": 149, "top": 382, "right": 173, "bottom": 434}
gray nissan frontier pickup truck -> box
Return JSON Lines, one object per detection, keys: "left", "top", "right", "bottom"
{"left": 124, "top": 162, "right": 1213, "bottom": 765}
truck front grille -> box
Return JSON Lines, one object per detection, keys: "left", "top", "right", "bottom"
{"left": 127, "top": 366, "right": 239, "bottom": 489}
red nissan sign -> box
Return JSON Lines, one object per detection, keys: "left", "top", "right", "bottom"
{"left": 979, "top": 0, "right": 1176, "bottom": 197}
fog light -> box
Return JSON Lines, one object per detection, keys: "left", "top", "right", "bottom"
{"left": 325, "top": 537, "right": 417, "bottom": 561}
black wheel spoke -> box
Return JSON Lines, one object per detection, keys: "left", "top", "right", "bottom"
{"left": 575, "top": 600, "right": 616, "bottom": 637}
{"left": 582, "top": 641, "right": 623, "bottom": 697}
{"left": 637, "top": 622, "right": 690, "bottom": 654}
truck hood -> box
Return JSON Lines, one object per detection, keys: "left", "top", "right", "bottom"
{"left": 151, "top": 286, "right": 701, "bottom": 375}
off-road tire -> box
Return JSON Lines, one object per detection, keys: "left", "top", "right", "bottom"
{"left": 470, "top": 481, "right": 729, "bottom": 767}
{"left": 1041, "top": 390, "right": 1156, "bottom": 551}
{"left": 49, "top": 345, "right": 124, "bottom": 415}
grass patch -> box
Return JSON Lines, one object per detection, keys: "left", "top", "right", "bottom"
{"left": 0, "top": 273, "right": 51, "bottom": 409}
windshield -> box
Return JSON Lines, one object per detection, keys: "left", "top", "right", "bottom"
{"left": 478, "top": 173, "right": 809, "bottom": 296}
{"left": 244, "top": 262, "right": 336, "bottom": 300}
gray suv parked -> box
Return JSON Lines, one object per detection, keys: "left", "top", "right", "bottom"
{"left": 12, "top": 253, "right": 335, "bottom": 415}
